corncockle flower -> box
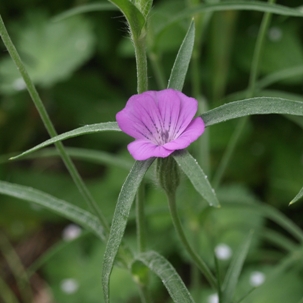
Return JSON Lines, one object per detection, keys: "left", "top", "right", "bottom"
{"left": 116, "top": 89, "right": 205, "bottom": 160}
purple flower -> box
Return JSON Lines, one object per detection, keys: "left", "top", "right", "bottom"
{"left": 116, "top": 89, "right": 205, "bottom": 161}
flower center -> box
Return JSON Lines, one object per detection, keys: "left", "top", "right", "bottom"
{"left": 160, "top": 129, "right": 169, "bottom": 143}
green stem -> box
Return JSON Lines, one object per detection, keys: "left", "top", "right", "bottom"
{"left": 132, "top": 17, "right": 151, "bottom": 303}
{"left": 133, "top": 34, "right": 148, "bottom": 93}
{"left": 0, "top": 15, "right": 109, "bottom": 236}
{"left": 166, "top": 191, "right": 217, "bottom": 289}
{"left": 136, "top": 183, "right": 147, "bottom": 252}
{"left": 212, "top": 0, "right": 275, "bottom": 188}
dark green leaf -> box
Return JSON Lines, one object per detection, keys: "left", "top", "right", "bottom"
{"left": 109, "top": 0, "right": 146, "bottom": 39}
{"left": 0, "top": 181, "right": 105, "bottom": 240}
{"left": 173, "top": 150, "right": 220, "bottom": 207}
{"left": 167, "top": 19, "right": 195, "bottom": 91}
{"left": 202, "top": 97, "right": 303, "bottom": 127}
{"left": 135, "top": 251, "right": 195, "bottom": 303}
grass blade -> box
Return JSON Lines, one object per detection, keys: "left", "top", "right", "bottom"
{"left": 102, "top": 158, "right": 154, "bottom": 303}
{"left": 222, "top": 231, "right": 253, "bottom": 303}
{"left": 0, "top": 181, "right": 105, "bottom": 240}
{"left": 201, "top": 97, "right": 303, "bottom": 127}
{"left": 135, "top": 251, "right": 195, "bottom": 303}
{"left": 173, "top": 150, "right": 220, "bottom": 207}
{"left": 10, "top": 122, "right": 120, "bottom": 160}
{"left": 167, "top": 19, "right": 195, "bottom": 91}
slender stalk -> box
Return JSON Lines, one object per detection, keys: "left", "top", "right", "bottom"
{"left": 132, "top": 16, "right": 151, "bottom": 303}
{"left": 166, "top": 191, "right": 217, "bottom": 289}
{"left": 0, "top": 15, "right": 109, "bottom": 236}
{"left": 212, "top": 0, "right": 275, "bottom": 188}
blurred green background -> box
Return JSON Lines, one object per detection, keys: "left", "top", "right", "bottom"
{"left": 0, "top": 0, "right": 303, "bottom": 302}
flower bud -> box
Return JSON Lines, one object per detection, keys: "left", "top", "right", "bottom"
{"left": 156, "top": 156, "right": 180, "bottom": 195}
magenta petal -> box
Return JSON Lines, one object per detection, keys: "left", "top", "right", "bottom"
{"left": 128, "top": 140, "right": 174, "bottom": 161}
{"left": 116, "top": 91, "right": 161, "bottom": 140}
{"left": 158, "top": 89, "right": 198, "bottom": 138}
{"left": 163, "top": 117, "right": 205, "bottom": 151}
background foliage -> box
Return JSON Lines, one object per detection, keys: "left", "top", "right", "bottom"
{"left": 0, "top": 0, "right": 303, "bottom": 302}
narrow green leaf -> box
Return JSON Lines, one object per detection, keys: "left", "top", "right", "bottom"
{"left": 102, "top": 158, "right": 154, "bottom": 303}
{"left": 156, "top": 1, "right": 303, "bottom": 35}
{"left": 201, "top": 97, "right": 303, "bottom": 127}
{"left": 135, "top": 251, "right": 195, "bottom": 303}
{"left": 109, "top": 0, "right": 145, "bottom": 39}
{"left": 222, "top": 231, "right": 253, "bottom": 303}
{"left": 290, "top": 187, "right": 303, "bottom": 205}
{"left": 52, "top": 3, "right": 118, "bottom": 22}
{"left": 135, "top": 0, "right": 153, "bottom": 17}
{"left": 173, "top": 150, "right": 220, "bottom": 207}
{"left": 167, "top": 19, "right": 195, "bottom": 91}
{"left": 0, "top": 181, "right": 105, "bottom": 240}
{"left": 10, "top": 122, "right": 120, "bottom": 160}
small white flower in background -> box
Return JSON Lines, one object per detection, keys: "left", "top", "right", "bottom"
{"left": 60, "top": 278, "right": 79, "bottom": 294}
{"left": 62, "top": 224, "right": 82, "bottom": 241}
{"left": 268, "top": 27, "right": 282, "bottom": 42}
{"left": 13, "top": 78, "right": 26, "bottom": 91}
{"left": 207, "top": 293, "right": 219, "bottom": 303}
{"left": 215, "top": 243, "right": 232, "bottom": 260}
{"left": 249, "top": 271, "right": 265, "bottom": 287}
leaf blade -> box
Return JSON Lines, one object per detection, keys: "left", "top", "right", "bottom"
{"left": 135, "top": 251, "right": 195, "bottom": 303}
{"left": 290, "top": 187, "right": 303, "bottom": 205}
{"left": 0, "top": 181, "right": 105, "bottom": 240}
{"left": 173, "top": 150, "right": 220, "bottom": 207}
{"left": 109, "top": 0, "right": 145, "bottom": 39}
{"left": 201, "top": 97, "right": 303, "bottom": 127}
{"left": 10, "top": 122, "right": 120, "bottom": 160}
{"left": 102, "top": 158, "right": 154, "bottom": 303}
{"left": 167, "top": 19, "right": 195, "bottom": 91}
